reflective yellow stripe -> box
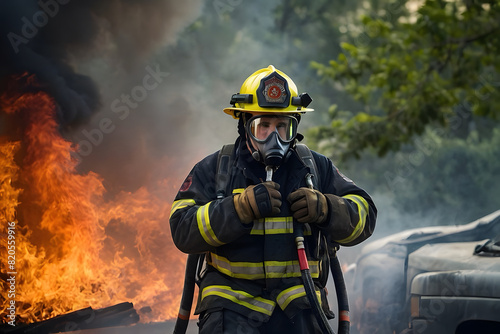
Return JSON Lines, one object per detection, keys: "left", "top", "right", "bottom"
{"left": 232, "top": 188, "right": 244, "bottom": 194}
{"left": 251, "top": 217, "right": 293, "bottom": 234}
{"left": 208, "top": 253, "right": 320, "bottom": 279}
{"left": 336, "top": 194, "right": 369, "bottom": 244}
{"left": 251, "top": 217, "right": 312, "bottom": 235}
{"left": 277, "top": 285, "right": 322, "bottom": 310}
{"left": 277, "top": 285, "right": 306, "bottom": 310}
{"left": 201, "top": 285, "right": 275, "bottom": 316}
{"left": 169, "top": 199, "right": 196, "bottom": 218}
{"left": 264, "top": 260, "right": 319, "bottom": 278}
{"left": 197, "top": 202, "right": 224, "bottom": 247}
{"left": 208, "top": 253, "right": 265, "bottom": 279}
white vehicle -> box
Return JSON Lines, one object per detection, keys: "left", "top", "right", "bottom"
{"left": 345, "top": 210, "right": 500, "bottom": 334}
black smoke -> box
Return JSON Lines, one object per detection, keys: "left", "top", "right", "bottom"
{"left": 0, "top": 0, "right": 208, "bottom": 192}
{"left": 0, "top": 0, "right": 203, "bottom": 128}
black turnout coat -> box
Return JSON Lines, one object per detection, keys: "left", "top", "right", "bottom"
{"left": 170, "top": 138, "right": 377, "bottom": 320}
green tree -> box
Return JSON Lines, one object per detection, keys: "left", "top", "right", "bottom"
{"left": 310, "top": 0, "right": 500, "bottom": 160}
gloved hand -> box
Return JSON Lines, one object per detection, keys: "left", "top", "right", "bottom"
{"left": 287, "top": 188, "right": 328, "bottom": 224}
{"left": 234, "top": 181, "right": 282, "bottom": 223}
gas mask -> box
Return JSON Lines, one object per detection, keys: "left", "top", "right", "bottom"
{"left": 245, "top": 114, "right": 299, "bottom": 168}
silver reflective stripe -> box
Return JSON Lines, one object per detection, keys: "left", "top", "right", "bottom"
{"left": 201, "top": 285, "right": 275, "bottom": 316}
{"left": 208, "top": 253, "right": 265, "bottom": 279}
{"left": 208, "top": 253, "right": 320, "bottom": 279}
{"left": 197, "top": 202, "right": 224, "bottom": 247}
{"left": 277, "top": 285, "right": 321, "bottom": 310}
{"left": 277, "top": 285, "right": 306, "bottom": 310}
{"left": 263, "top": 260, "right": 319, "bottom": 278}
{"left": 169, "top": 199, "right": 196, "bottom": 218}
{"left": 251, "top": 217, "right": 312, "bottom": 235}
{"left": 336, "top": 194, "right": 369, "bottom": 244}
{"left": 251, "top": 217, "right": 293, "bottom": 235}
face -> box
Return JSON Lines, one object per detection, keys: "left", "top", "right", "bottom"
{"left": 246, "top": 113, "right": 298, "bottom": 144}
{"left": 244, "top": 113, "right": 299, "bottom": 167}
{"left": 251, "top": 116, "right": 291, "bottom": 142}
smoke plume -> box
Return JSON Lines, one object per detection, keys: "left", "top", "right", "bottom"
{"left": 1, "top": 0, "right": 203, "bottom": 125}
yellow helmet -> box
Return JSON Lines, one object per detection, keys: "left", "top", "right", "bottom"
{"left": 223, "top": 65, "right": 313, "bottom": 118}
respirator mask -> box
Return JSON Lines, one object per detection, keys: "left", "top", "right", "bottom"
{"left": 245, "top": 114, "right": 299, "bottom": 167}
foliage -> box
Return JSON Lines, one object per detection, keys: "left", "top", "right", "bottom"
{"left": 310, "top": 0, "right": 500, "bottom": 160}
{"left": 167, "top": 0, "right": 395, "bottom": 129}
{"left": 356, "top": 126, "right": 500, "bottom": 226}
{"left": 164, "top": 0, "right": 500, "bottom": 225}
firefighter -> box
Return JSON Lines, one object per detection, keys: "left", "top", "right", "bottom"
{"left": 169, "top": 65, "right": 377, "bottom": 333}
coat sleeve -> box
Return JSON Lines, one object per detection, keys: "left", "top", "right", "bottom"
{"left": 169, "top": 152, "right": 252, "bottom": 254}
{"left": 314, "top": 153, "right": 377, "bottom": 246}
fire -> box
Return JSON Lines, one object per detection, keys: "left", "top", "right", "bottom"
{"left": 0, "top": 74, "right": 187, "bottom": 324}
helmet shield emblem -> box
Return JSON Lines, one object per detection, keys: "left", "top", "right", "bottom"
{"left": 256, "top": 72, "right": 290, "bottom": 108}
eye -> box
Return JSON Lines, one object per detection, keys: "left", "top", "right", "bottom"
{"left": 276, "top": 122, "right": 287, "bottom": 129}
{"left": 260, "top": 121, "right": 271, "bottom": 128}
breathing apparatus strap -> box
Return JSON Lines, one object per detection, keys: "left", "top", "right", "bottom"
{"left": 216, "top": 143, "right": 318, "bottom": 195}
{"left": 295, "top": 143, "right": 321, "bottom": 189}
{"left": 216, "top": 144, "right": 235, "bottom": 199}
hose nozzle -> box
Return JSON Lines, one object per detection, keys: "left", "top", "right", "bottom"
{"left": 265, "top": 166, "right": 274, "bottom": 182}
{"left": 305, "top": 173, "right": 314, "bottom": 189}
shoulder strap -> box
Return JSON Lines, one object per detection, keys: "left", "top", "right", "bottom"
{"left": 295, "top": 143, "right": 328, "bottom": 286}
{"left": 216, "top": 144, "right": 235, "bottom": 199}
{"left": 295, "top": 143, "right": 320, "bottom": 190}
{"left": 216, "top": 143, "right": 319, "bottom": 194}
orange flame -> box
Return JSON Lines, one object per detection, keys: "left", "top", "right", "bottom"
{"left": 0, "top": 74, "right": 187, "bottom": 324}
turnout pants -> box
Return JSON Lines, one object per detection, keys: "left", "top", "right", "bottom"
{"left": 198, "top": 307, "right": 324, "bottom": 334}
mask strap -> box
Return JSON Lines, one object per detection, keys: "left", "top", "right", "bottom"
{"left": 242, "top": 113, "right": 261, "bottom": 162}
{"left": 245, "top": 132, "right": 263, "bottom": 162}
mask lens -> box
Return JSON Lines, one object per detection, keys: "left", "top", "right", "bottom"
{"left": 247, "top": 115, "right": 298, "bottom": 143}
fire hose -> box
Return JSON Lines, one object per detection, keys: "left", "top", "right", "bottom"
{"left": 173, "top": 253, "right": 199, "bottom": 334}
{"left": 329, "top": 247, "right": 350, "bottom": 334}
{"left": 294, "top": 222, "right": 335, "bottom": 334}
{"left": 274, "top": 168, "right": 338, "bottom": 334}
{"left": 293, "top": 173, "right": 336, "bottom": 334}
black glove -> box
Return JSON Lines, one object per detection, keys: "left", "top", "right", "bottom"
{"left": 287, "top": 187, "right": 328, "bottom": 224}
{"left": 234, "top": 182, "right": 282, "bottom": 223}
